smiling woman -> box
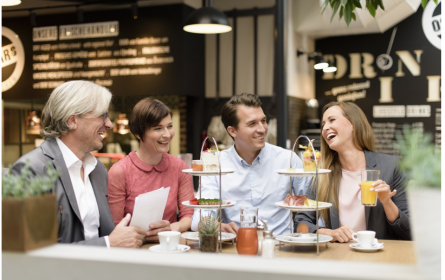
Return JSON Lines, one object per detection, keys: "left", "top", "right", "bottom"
{"left": 107, "top": 98, "right": 195, "bottom": 242}
{"left": 295, "top": 101, "right": 411, "bottom": 242}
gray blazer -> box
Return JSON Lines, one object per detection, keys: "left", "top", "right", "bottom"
{"left": 12, "top": 137, "right": 115, "bottom": 246}
{"left": 295, "top": 150, "right": 411, "bottom": 240}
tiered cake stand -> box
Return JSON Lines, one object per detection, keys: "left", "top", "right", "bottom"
{"left": 275, "top": 135, "right": 332, "bottom": 256}
{"left": 181, "top": 136, "right": 235, "bottom": 252}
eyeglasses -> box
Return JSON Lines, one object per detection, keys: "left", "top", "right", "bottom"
{"left": 88, "top": 111, "right": 109, "bottom": 123}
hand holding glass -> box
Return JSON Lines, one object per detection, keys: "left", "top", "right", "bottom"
{"left": 361, "top": 170, "right": 380, "bottom": 207}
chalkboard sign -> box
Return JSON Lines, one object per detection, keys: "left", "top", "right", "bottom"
{"left": 315, "top": 5, "right": 441, "bottom": 156}
{"left": 2, "top": 4, "right": 204, "bottom": 99}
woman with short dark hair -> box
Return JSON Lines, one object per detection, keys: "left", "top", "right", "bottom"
{"left": 108, "top": 98, "right": 194, "bottom": 242}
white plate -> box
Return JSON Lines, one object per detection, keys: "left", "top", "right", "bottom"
{"left": 149, "top": 244, "right": 190, "bottom": 253}
{"left": 182, "top": 200, "right": 236, "bottom": 209}
{"left": 350, "top": 243, "right": 384, "bottom": 252}
{"left": 181, "top": 232, "right": 236, "bottom": 241}
{"left": 182, "top": 169, "right": 236, "bottom": 176}
{"left": 275, "top": 168, "right": 331, "bottom": 177}
{"left": 275, "top": 233, "right": 333, "bottom": 244}
{"left": 275, "top": 201, "right": 332, "bottom": 212}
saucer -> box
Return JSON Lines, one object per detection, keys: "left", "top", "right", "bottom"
{"left": 149, "top": 244, "right": 190, "bottom": 253}
{"left": 350, "top": 243, "right": 384, "bottom": 252}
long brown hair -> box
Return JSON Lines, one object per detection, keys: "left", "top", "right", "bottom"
{"left": 317, "top": 101, "right": 375, "bottom": 227}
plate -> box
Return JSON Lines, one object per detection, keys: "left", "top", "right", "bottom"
{"left": 275, "top": 201, "right": 332, "bottom": 212}
{"left": 350, "top": 243, "right": 384, "bottom": 252}
{"left": 182, "top": 169, "right": 236, "bottom": 176}
{"left": 181, "top": 232, "right": 236, "bottom": 242}
{"left": 182, "top": 200, "right": 236, "bottom": 209}
{"left": 149, "top": 244, "right": 190, "bottom": 253}
{"left": 275, "top": 233, "right": 333, "bottom": 244}
{"left": 275, "top": 168, "right": 331, "bottom": 177}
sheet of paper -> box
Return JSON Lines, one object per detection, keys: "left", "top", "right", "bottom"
{"left": 129, "top": 187, "right": 170, "bottom": 231}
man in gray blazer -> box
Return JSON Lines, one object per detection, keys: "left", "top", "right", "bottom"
{"left": 12, "top": 80, "right": 146, "bottom": 247}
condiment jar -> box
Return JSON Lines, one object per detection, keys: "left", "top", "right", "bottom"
{"left": 262, "top": 230, "right": 275, "bottom": 258}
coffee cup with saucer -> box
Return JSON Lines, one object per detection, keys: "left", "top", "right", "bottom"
{"left": 350, "top": 231, "right": 384, "bottom": 252}
{"left": 149, "top": 231, "right": 191, "bottom": 253}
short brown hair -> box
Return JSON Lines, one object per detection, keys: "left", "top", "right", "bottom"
{"left": 221, "top": 93, "right": 262, "bottom": 131}
{"left": 129, "top": 98, "right": 172, "bottom": 142}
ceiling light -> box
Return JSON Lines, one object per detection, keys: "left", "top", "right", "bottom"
{"left": 2, "top": 0, "right": 21, "bottom": 6}
{"left": 297, "top": 50, "right": 328, "bottom": 70}
{"left": 114, "top": 114, "right": 130, "bottom": 135}
{"left": 313, "top": 56, "right": 328, "bottom": 70}
{"left": 323, "top": 62, "right": 337, "bottom": 73}
{"left": 183, "top": 0, "right": 231, "bottom": 34}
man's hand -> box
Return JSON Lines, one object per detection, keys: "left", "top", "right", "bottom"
{"left": 109, "top": 214, "right": 146, "bottom": 248}
{"left": 145, "top": 220, "right": 172, "bottom": 242}
{"left": 319, "top": 226, "right": 354, "bottom": 243}
{"left": 220, "top": 222, "right": 239, "bottom": 234}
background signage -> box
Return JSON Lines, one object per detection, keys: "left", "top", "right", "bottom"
{"left": 2, "top": 4, "right": 204, "bottom": 99}
{"left": 315, "top": 7, "right": 441, "bottom": 156}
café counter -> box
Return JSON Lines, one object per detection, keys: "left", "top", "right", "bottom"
{"left": 3, "top": 239, "right": 426, "bottom": 280}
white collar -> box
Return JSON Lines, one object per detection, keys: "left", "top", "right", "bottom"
{"left": 56, "top": 137, "right": 97, "bottom": 169}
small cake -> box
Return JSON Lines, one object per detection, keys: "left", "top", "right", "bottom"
{"left": 300, "top": 139, "right": 321, "bottom": 171}
{"left": 201, "top": 149, "right": 219, "bottom": 171}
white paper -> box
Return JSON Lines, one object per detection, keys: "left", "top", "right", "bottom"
{"left": 129, "top": 187, "right": 170, "bottom": 231}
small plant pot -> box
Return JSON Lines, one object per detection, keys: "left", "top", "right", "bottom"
{"left": 199, "top": 233, "right": 218, "bottom": 252}
{"left": 2, "top": 194, "right": 57, "bottom": 252}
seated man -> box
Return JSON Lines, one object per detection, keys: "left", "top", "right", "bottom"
{"left": 191, "top": 93, "right": 312, "bottom": 235}
{"left": 12, "top": 80, "right": 146, "bottom": 248}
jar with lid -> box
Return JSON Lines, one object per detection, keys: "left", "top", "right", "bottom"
{"left": 261, "top": 230, "right": 275, "bottom": 258}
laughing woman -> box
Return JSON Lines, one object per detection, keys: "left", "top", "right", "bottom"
{"left": 108, "top": 98, "right": 195, "bottom": 242}
{"left": 294, "top": 101, "right": 411, "bottom": 241}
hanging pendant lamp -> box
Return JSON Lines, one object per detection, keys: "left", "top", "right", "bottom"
{"left": 183, "top": 0, "right": 232, "bottom": 34}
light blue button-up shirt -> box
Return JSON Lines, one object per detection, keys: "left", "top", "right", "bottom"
{"left": 191, "top": 143, "right": 312, "bottom": 235}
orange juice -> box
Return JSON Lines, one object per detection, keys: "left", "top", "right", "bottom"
{"left": 361, "top": 181, "right": 377, "bottom": 206}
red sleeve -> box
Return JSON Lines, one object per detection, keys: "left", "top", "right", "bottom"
{"left": 107, "top": 162, "right": 127, "bottom": 226}
{"left": 177, "top": 160, "right": 195, "bottom": 220}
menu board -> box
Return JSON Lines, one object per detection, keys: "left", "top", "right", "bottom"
{"left": 2, "top": 4, "right": 204, "bottom": 99}
{"left": 315, "top": 6, "right": 441, "bottom": 156}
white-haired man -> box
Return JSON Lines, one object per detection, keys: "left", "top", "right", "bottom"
{"left": 12, "top": 80, "right": 146, "bottom": 247}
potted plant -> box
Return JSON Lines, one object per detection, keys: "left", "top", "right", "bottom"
{"left": 394, "top": 126, "right": 441, "bottom": 280}
{"left": 198, "top": 212, "right": 220, "bottom": 252}
{"left": 322, "top": 0, "right": 438, "bottom": 26}
{"left": 2, "top": 161, "right": 59, "bottom": 252}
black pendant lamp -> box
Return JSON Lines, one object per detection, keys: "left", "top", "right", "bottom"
{"left": 183, "top": 0, "right": 232, "bottom": 34}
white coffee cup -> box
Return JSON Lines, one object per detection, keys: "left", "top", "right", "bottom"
{"left": 158, "top": 231, "right": 181, "bottom": 251}
{"left": 352, "top": 230, "right": 376, "bottom": 248}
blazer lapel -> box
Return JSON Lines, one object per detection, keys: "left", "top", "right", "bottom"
{"left": 364, "top": 150, "right": 377, "bottom": 228}
{"left": 90, "top": 169, "right": 114, "bottom": 235}
{"left": 41, "top": 138, "right": 82, "bottom": 224}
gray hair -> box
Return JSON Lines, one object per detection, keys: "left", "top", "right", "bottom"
{"left": 40, "top": 80, "right": 112, "bottom": 139}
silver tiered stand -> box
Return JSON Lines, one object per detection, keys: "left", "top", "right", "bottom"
{"left": 280, "top": 135, "right": 332, "bottom": 256}
{"left": 183, "top": 136, "right": 228, "bottom": 253}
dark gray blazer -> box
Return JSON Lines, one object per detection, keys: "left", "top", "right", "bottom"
{"left": 295, "top": 150, "right": 411, "bottom": 240}
{"left": 12, "top": 137, "right": 115, "bottom": 246}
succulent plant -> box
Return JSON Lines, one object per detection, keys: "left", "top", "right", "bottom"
{"left": 393, "top": 125, "right": 441, "bottom": 189}
{"left": 2, "top": 160, "right": 59, "bottom": 199}
{"left": 198, "top": 212, "right": 220, "bottom": 235}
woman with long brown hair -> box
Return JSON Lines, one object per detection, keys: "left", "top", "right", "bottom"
{"left": 294, "top": 101, "right": 411, "bottom": 241}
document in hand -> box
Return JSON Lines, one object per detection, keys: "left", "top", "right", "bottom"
{"left": 129, "top": 187, "right": 170, "bottom": 231}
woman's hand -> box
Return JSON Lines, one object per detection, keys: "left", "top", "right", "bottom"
{"left": 319, "top": 226, "right": 354, "bottom": 243}
{"left": 145, "top": 220, "right": 172, "bottom": 242}
{"left": 371, "top": 180, "right": 397, "bottom": 205}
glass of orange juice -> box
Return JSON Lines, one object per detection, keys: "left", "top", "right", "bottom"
{"left": 360, "top": 170, "right": 380, "bottom": 207}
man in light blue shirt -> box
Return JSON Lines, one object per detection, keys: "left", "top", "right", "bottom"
{"left": 191, "top": 93, "right": 312, "bottom": 235}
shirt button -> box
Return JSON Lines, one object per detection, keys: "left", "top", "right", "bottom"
{"left": 250, "top": 167, "right": 253, "bottom": 170}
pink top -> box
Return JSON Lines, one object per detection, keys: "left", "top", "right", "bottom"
{"left": 338, "top": 169, "right": 366, "bottom": 232}
{"left": 108, "top": 151, "right": 195, "bottom": 226}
